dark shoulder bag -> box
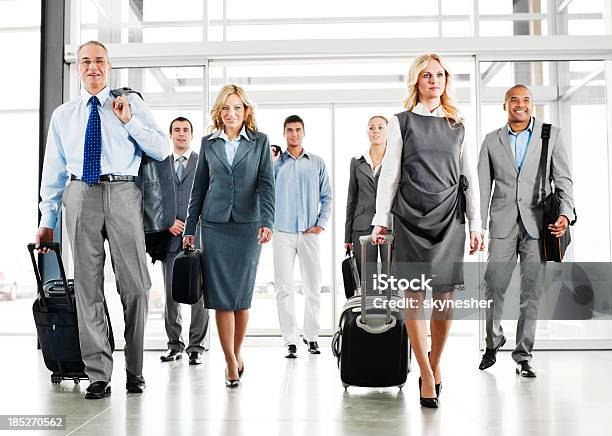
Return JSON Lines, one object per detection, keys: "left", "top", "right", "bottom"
{"left": 539, "top": 123, "right": 577, "bottom": 262}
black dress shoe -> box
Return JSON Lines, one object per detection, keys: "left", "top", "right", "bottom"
{"left": 160, "top": 349, "right": 183, "bottom": 362}
{"left": 516, "top": 360, "right": 537, "bottom": 378}
{"left": 85, "top": 381, "right": 111, "bottom": 400}
{"left": 418, "top": 378, "right": 439, "bottom": 409}
{"left": 479, "top": 336, "right": 507, "bottom": 370}
{"left": 188, "top": 352, "right": 202, "bottom": 365}
{"left": 303, "top": 339, "right": 321, "bottom": 354}
{"left": 285, "top": 344, "right": 297, "bottom": 358}
{"left": 126, "top": 370, "right": 146, "bottom": 393}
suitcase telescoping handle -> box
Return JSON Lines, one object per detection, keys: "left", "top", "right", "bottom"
{"left": 358, "top": 234, "right": 394, "bottom": 326}
{"left": 27, "top": 242, "right": 74, "bottom": 309}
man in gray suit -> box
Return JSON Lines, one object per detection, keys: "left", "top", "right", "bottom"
{"left": 36, "top": 41, "right": 168, "bottom": 398}
{"left": 160, "top": 117, "right": 210, "bottom": 365}
{"left": 477, "top": 84, "right": 575, "bottom": 377}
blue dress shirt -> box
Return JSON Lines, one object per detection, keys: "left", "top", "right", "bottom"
{"left": 209, "top": 125, "right": 249, "bottom": 165}
{"left": 39, "top": 86, "right": 169, "bottom": 228}
{"left": 508, "top": 117, "right": 535, "bottom": 171}
{"left": 273, "top": 149, "right": 332, "bottom": 233}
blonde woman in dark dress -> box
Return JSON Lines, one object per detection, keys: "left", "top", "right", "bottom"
{"left": 371, "top": 54, "right": 483, "bottom": 408}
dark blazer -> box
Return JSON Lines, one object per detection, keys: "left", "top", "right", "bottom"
{"left": 184, "top": 127, "right": 275, "bottom": 236}
{"left": 344, "top": 156, "right": 380, "bottom": 243}
{"left": 167, "top": 151, "right": 199, "bottom": 252}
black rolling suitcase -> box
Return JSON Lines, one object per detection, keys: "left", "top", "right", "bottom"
{"left": 332, "top": 234, "right": 410, "bottom": 389}
{"left": 172, "top": 247, "right": 204, "bottom": 304}
{"left": 27, "top": 242, "right": 114, "bottom": 385}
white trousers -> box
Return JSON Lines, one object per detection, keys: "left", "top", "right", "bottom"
{"left": 273, "top": 231, "right": 322, "bottom": 345}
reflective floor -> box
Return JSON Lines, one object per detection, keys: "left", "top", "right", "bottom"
{"left": 0, "top": 336, "right": 611, "bottom": 436}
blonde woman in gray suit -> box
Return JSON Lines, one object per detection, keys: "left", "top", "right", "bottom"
{"left": 183, "top": 84, "right": 275, "bottom": 387}
{"left": 344, "top": 115, "right": 389, "bottom": 283}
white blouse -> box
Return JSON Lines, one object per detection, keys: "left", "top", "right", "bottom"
{"left": 371, "top": 103, "right": 482, "bottom": 232}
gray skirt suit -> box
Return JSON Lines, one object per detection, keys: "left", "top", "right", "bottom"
{"left": 184, "top": 127, "right": 275, "bottom": 310}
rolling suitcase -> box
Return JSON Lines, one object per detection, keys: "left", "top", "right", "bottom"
{"left": 27, "top": 242, "right": 114, "bottom": 385}
{"left": 172, "top": 247, "right": 204, "bottom": 304}
{"left": 332, "top": 234, "right": 410, "bottom": 389}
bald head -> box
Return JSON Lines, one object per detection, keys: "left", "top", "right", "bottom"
{"left": 504, "top": 84, "right": 532, "bottom": 103}
{"left": 504, "top": 84, "right": 533, "bottom": 128}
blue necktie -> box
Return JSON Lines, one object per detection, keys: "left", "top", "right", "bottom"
{"left": 82, "top": 95, "right": 102, "bottom": 185}
{"left": 176, "top": 156, "right": 186, "bottom": 180}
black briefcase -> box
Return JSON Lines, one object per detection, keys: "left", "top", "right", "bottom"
{"left": 538, "top": 124, "right": 577, "bottom": 262}
{"left": 341, "top": 248, "right": 360, "bottom": 299}
{"left": 172, "top": 247, "right": 204, "bottom": 304}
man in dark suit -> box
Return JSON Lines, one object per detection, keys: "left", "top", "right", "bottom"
{"left": 160, "top": 117, "right": 210, "bottom": 365}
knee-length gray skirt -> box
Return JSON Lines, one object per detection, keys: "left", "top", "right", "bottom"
{"left": 200, "top": 220, "right": 262, "bottom": 310}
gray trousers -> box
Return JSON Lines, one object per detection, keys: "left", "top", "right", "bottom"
{"left": 484, "top": 218, "right": 546, "bottom": 363}
{"left": 162, "top": 249, "right": 210, "bottom": 353}
{"left": 63, "top": 181, "right": 150, "bottom": 383}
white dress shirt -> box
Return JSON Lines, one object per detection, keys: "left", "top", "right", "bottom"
{"left": 173, "top": 148, "right": 193, "bottom": 172}
{"left": 361, "top": 148, "right": 382, "bottom": 176}
{"left": 372, "top": 103, "right": 482, "bottom": 232}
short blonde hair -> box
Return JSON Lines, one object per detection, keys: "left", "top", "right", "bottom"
{"left": 403, "top": 53, "right": 463, "bottom": 126}
{"left": 209, "top": 84, "right": 257, "bottom": 132}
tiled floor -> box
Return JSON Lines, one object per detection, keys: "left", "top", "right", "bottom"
{"left": 0, "top": 335, "right": 611, "bottom": 436}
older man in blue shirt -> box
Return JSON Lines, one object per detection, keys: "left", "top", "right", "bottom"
{"left": 35, "top": 41, "right": 168, "bottom": 399}
{"left": 273, "top": 115, "right": 332, "bottom": 358}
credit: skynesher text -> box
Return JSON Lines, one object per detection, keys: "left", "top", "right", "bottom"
{"left": 372, "top": 297, "right": 493, "bottom": 310}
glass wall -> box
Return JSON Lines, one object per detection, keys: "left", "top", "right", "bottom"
{"left": 0, "top": 0, "right": 41, "bottom": 334}
{"left": 79, "top": 0, "right": 611, "bottom": 43}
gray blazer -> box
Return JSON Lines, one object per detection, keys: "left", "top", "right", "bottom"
{"left": 344, "top": 156, "right": 380, "bottom": 243}
{"left": 184, "top": 128, "right": 275, "bottom": 236}
{"left": 478, "top": 119, "right": 575, "bottom": 239}
{"left": 167, "top": 151, "right": 199, "bottom": 252}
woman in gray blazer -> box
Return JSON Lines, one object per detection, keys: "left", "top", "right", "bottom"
{"left": 183, "top": 84, "right": 274, "bottom": 387}
{"left": 344, "top": 115, "right": 388, "bottom": 281}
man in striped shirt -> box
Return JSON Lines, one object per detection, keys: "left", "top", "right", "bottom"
{"left": 273, "top": 115, "right": 333, "bottom": 358}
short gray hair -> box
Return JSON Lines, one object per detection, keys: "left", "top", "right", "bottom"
{"left": 77, "top": 40, "right": 109, "bottom": 61}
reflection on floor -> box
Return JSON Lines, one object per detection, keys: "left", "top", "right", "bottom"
{"left": 0, "top": 336, "right": 611, "bottom": 436}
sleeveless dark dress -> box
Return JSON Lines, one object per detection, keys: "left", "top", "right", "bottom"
{"left": 391, "top": 110, "right": 467, "bottom": 292}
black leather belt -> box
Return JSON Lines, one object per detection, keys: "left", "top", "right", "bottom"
{"left": 70, "top": 174, "right": 135, "bottom": 182}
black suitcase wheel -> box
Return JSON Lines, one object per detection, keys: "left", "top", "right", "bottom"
{"left": 73, "top": 378, "right": 80, "bottom": 385}
{"left": 342, "top": 382, "right": 349, "bottom": 390}
{"left": 51, "top": 375, "right": 61, "bottom": 384}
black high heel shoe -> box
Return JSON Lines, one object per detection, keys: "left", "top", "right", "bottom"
{"left": 428, "top": 352, "right": 442, "bottom": 398}
{"left": 418, "top": 377, "right": 439, "bottom": 409}
{"left": 225, "top": 368, "right": 240, "bottom": 388}
{"left": 238, "top": 360, "right": 245, "bottom": 378}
